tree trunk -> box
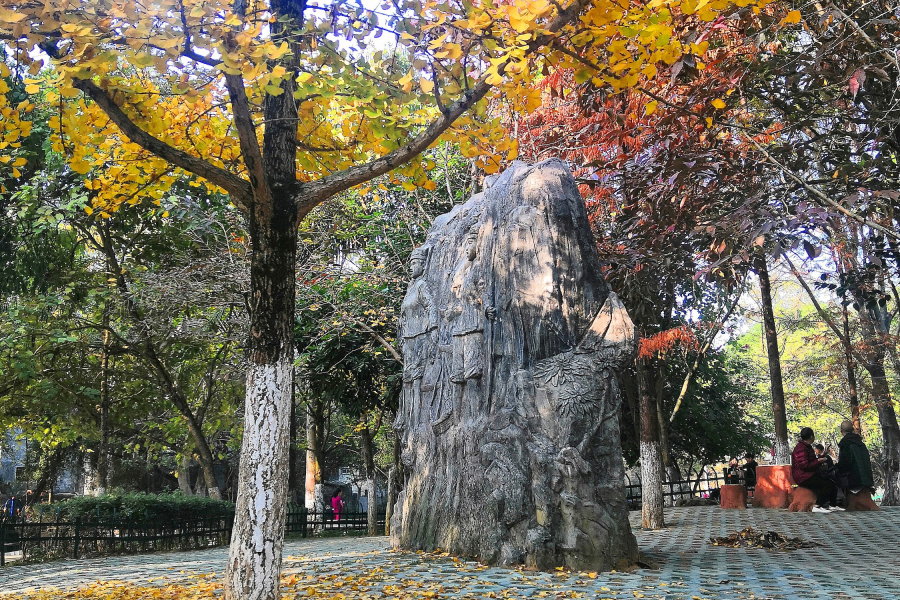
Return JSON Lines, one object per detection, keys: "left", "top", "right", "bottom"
{"left": 384, "top": 431, "right": 401, "bottom": 536}
{"left": 862, "top": 358, "right": 900, "bottom": 505}
{"left": 856, "top": 305, "right": 900, "bottom": 505}
{"left": 621, "top": 366, "right": 641, "bottom": 450}
{"left": 97, "top": 322, "right": 110, "bottom": 496}
{"left": 755, "top": 255, "right": 791, "bottom": 464}
{"left": 304, "top": 403, "right": 324, "bottom": 510}
{"left": 178, "top": 453, "right": 193, "bottom": 496}
{"left": 638, "top": 358, "right": 664, "bottom": 529}
{"left": 224, "top": 182, "right": 298, "bottom": 599}
{"left": 654, "top": 364, "right": 674, "bottom": 506}
{"left": 841, "top": 298, "right": 861, "bottom": 433}
{"left": 359, "top": 420, "right": 377, "bottom": 536}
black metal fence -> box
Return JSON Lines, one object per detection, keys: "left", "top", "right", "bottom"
{"left": 625, "top": 467, "right": 731, "bottom": 510}
{"left": 1, "top": 505, "right": 386, "bottom": 566}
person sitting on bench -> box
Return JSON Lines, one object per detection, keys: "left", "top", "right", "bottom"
{"left": 837, "top": 420, "right": 875, "bottom": 506}
{"left": 792, "top": 427, "right": 838, "bottom": 513}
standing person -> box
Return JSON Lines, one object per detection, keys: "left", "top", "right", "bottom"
{"left": 331, "top": 489, "right": 345, "bottom": 522}
{"left": 2, "top": 495, "right": 21, "bottom": 518}
{"left": 792, "top": 427, "right": 838, "bottom": 512}
{"left": 837, "top": 420, "right": 875, "bottom": 505}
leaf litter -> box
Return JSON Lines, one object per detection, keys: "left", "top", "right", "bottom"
{"left": 709, "top": 527, "right": 818, "bottom": 551}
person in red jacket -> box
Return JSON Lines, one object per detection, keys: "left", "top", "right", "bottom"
{"left": 331, "top": 489, "right": 345, "bottom": 522}
{"left": 792, "top": 427, "right": 839, "bottom": 512}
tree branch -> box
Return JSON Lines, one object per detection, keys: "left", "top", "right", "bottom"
{"left": 295, "top": 0, "right": 592, "bottom": 214}
{"left": 740, "top": 132, "right": 900, "bottom": 241}
{"left": 669, "top": 290, "right": 742, "bottom": 422}
{"left": 71, "top": 79, "right": 253, "bottom": 210}
{"left": 296, "top": 79, "right": 492, "bottom": 212}
{"left": 783, "top": 252, "right": 866, "bottom": 365}
{"left": 223, "top": 72, "right": 269, "bottom": 200}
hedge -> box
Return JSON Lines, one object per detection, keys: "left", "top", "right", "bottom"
{"left": 51, "top": 492, "right": 234, "bottom": 522}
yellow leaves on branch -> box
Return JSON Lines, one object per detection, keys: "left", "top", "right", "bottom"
{"left": 0, "top": 65, "right": 36, "bottom": 186}
{"left": 0, "top": 0, "right": 774, "bottom": 205}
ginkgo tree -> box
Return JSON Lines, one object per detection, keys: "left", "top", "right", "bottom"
{"left": 1, "top": 0, "right": 758, "bottom": 597}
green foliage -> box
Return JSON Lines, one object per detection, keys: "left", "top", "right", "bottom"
{"left": 668, "top": 345, "right": 770, "bottom": 465}
{"left": 53, "top": 492, "right": 233, "bottom": 522}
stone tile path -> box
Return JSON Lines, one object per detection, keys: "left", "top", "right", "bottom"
{"left": 1, "top": 507, "right": 898, "bottom": 599}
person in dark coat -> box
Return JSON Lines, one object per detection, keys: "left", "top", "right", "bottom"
{"left": 814, "top": 444, "right": 834, "bottom": 470}
{"left": 792, "top": 427, "right": 838, "bottom": 512}
{"left": 742, "top": 454, "right": 758, "bottom": 489}
{"left": 837, "top": 420, "right": 875, "bottom": 496}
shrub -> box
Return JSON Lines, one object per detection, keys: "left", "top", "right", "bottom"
{"left": 53, "top": 492, "right": 233, "bottom": 522}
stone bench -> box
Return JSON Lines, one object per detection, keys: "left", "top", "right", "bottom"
{"left": 752, "top": 465, "right": 794, "bottom": 509}
{"left": 847, "top": 489, "right": 879, "bottom": 511}
{"left": 787, "top": 486, "right": 817, "bottom": 512}
{"left": 719, "top": 484, "right": 747, "bottom": 509}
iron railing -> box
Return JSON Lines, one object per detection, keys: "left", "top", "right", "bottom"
{"left": 624, "top": 467, "right": 736, "bottom": 510}
{"left": 1, "top": 504, "right": 386, "bottom": 566}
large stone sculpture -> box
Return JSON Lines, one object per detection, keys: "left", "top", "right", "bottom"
{"left": 392, "top": 159, "right": 638, "bottom": 571}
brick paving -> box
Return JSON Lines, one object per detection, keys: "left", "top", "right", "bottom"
{"left": 1, "top": 507, "right": 898, "bottom": 599}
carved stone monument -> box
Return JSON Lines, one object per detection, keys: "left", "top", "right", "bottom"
{"left": 392, "top": 159, "right": 638, "bottom": 571}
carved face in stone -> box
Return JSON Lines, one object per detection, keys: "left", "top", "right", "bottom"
{"left": 463, "top": 229, "right": 478, "bottom": 262}
{"left": 411, "top": 257, "right": 425, "bottom": 279}
{"left": 410, "top": 247, "right": 428, "bottom": 279}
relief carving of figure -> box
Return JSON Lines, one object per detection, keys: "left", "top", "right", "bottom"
{"left": 432, "top": 226, "right": 492, "bottom": 431}
{"left": 398, "top": 246, "right": 438, "bottom": 429}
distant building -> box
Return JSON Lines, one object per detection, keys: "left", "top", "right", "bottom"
{"left": 0, "top": 429, "right": 78, "bottom": 494}
{"left": 330, "top": 465, "right": 387, "bottom": 511}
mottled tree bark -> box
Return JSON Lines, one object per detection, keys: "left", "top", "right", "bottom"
{"left": 224, "top": 197, "right": 297, "bottom": 599}
{"left": 359, "top": 421, "right": 378, "bottom": 535}
{"left": 223, "top": 57, "right": 300, "bottom": 594}
{"left": 304, "top": 403, "right": 324, "bottom": 510}
{"left": 384, "top": 432, "right": 401, "bottom": 536}
{"left": 289, "top": 379, "right": 298, "bottom": 502}
{"left": 178, "top": 453, "right": 193, "bottom": 496}
{"left": 755, "top": 255, "right": 791, "bottom": 464}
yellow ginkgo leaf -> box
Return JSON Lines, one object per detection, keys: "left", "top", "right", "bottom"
{"left": 420, "top": 77, "right": 435, "bottom": 93}
{"left": 711, "top": 98, "right": 726, "bottom": 109}
{"left": 645, "top": 100, "right": 658, "bottom": 115}
{"left": 782, "top": 10, "right": 802, "bottom": 24}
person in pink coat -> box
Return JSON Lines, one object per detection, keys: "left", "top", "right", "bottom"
{"left": 331, "top": 489, "right": 345, "bottom": 521}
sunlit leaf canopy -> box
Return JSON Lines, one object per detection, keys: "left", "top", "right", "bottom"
{"left": 0, "top": 0, "right": 768, "bottom": 217}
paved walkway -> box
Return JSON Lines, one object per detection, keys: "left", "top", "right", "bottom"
{"left": 1, "top": 507, "right": 898, "bottom": 599}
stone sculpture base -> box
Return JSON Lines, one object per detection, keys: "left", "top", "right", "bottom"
{"left": 392, "top": 160, "right": 638, "bottom": 571}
